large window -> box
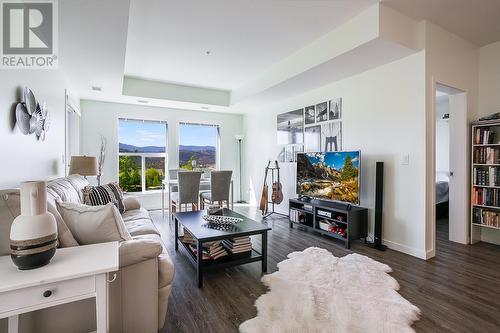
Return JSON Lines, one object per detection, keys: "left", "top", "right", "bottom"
{"left": 118, "top": 119, "right": 167, "bottom": 192}
{"left": 179, "top": 122, "right": 219, "bottom": 172}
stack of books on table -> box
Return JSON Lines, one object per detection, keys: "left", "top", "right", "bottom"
{"left": 222, "top": 236, "right": 252, "bottom": 256}
{"left": 188, "top": 241, "right": 228, "bottom": 261}
{"left": 181, "top": 229, "right": 196, "bottom": 244}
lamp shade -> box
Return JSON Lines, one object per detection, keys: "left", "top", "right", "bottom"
{"left": 69, "top": 156, "right": 98, "bottom": 176}
{"left": 235, "top": 134, "right": 245, "bottom": 140}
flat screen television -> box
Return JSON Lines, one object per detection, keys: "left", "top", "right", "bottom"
{"left": 296, "top": 151, "right": 360, "bottom": 205}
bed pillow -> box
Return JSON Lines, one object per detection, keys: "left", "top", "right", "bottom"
{"left": 83, "top": 183, "right": 125, "bottom": 213}
{"left": 56, "top": 201, "right": 131, "bottom": 245}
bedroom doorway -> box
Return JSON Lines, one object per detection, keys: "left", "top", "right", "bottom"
{"left": 435, "top": 83, "right": 468, "bottom": 245}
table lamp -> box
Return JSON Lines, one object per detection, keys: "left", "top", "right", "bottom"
{"left": 69, "top": 156, "right": 98, "bottom": 178}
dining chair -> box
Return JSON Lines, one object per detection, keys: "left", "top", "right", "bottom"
{"left": 171, "top": 171, "right": 202, "bottom": 214}
{"left": 168, "top": 168, "right": 185, "bottom": 193}
{"left": 200, "top": 170, "right": 232, "bottom": 209}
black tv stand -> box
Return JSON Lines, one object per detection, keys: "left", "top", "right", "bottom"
{"left": 288, "top": 198, "right": 368, "bottom": 249}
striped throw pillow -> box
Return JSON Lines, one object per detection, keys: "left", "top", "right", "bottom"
{"left": 82, "top": 183, "right": 125, "bottom": 213}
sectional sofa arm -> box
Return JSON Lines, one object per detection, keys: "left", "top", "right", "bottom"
{"left": 119, "top": 238, "right": 163, "bottom": 268}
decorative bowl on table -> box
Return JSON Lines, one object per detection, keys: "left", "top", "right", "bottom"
{"left": 202, "top": 214, "right": 243, "bottom": 231}
{"left": 207, "top": 204, "right": 223, "bottom": 215}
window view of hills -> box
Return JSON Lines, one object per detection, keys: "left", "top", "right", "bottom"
{"left": 179, "top": 145, "right": 216, "bottom": 170}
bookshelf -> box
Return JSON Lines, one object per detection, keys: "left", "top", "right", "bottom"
{"left": 471, "top": 120, "right": 500, "bottom": 243}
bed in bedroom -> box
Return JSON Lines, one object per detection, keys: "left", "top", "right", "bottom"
{"left": 436, "top": 172, "right": 449, "bottom": 218}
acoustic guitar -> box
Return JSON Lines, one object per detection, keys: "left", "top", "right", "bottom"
{"left": 260, "top": 161, "right": 272, "bottom": 215}
{"left": 271, "top": 160, "right": 284, "bottom": 204}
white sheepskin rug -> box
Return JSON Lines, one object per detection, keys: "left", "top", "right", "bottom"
{"left": 240, "top": 247, "right": 420, "bottom": 333}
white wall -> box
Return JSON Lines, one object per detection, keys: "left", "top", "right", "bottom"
{"left": 79, "top": 100, "right": 244, "bottom": 209}
{"left": 435, "top": 96, "right": 449, "bottom": 174}
{"left": 479, "top": 41, "right": 500, "bottom": 117}
{"left": 0, "top": 70, "right": 73, "bottom": 189}
{"left": 243, "top": 52, "right": 428, "bottom": 258}
{"left": 478, "top": 41, "right": 500, "bottom": 245}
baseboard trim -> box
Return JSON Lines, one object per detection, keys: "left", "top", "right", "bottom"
{"left": 382, "top": 239, "right": 427, "bottom": 260}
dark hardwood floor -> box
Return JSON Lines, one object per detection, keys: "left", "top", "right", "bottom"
{"left": 151, "top": 207, "right": 500, "bottom": 333}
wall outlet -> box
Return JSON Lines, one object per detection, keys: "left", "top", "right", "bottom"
{"left": 401, "top": 153, "right": 410, "bottom": 165}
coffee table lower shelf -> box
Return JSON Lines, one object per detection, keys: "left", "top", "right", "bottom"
{"left": 177, "top": 237, "right": 263, "bottom": 269}
{"left": 173, "top": 209, "right": 271, "bottom": 288}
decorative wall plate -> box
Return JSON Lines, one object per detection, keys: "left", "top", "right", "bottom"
{"left": 15, "top": 87, "right": 50, "bottom": 140}
{"left": 15, "top": 103, "right": 31, "bottom": 135}
{"left": 23, "top": 87, "right": 36, "bottom": 115}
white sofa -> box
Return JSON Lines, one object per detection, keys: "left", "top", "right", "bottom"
{"left": 0, "top": 175, "right": 174, "bottom": 333}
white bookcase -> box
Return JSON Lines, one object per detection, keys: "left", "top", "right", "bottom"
{"left": 471, "top": 119, "right": 500, "bottom": 243}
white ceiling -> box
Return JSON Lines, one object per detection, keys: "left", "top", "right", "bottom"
{"left": 382, "top": 0, "right": 500, "bottom": 46}
{"left": 60, "top": 0, "right": 500, "bottom": 114}
{"left": 124, "top": 0, "right": 377, "bottom": 91}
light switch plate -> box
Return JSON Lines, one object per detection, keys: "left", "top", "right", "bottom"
{"left": 401, "top": 153, "right": 410, "bottom": 165}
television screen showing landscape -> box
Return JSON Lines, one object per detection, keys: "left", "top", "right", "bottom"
{"left": 297, "top": 151, "right": 360, "bottom": 204}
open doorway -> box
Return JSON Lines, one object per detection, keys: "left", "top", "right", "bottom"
{"left": 434, "top": 83, "right": 468, "bottom": 246}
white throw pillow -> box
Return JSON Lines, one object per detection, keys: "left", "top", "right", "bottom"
{"left": 56, "top": 201, "right": 131, "bottom": 245}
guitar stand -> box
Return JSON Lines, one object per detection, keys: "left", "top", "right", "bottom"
{"left": 262, "top": 165, "right": 288, "bottom": 219}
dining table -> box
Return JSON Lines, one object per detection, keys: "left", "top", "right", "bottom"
{"left": 161, "top": 178, "right": 233, "bottom": 221}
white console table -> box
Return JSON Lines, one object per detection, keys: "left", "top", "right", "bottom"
{"left": 0, "top": 242, "right": 119, "bottom": 333}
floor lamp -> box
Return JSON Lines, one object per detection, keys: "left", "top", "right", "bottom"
{"left": 235, "top": 134, "right": 246, "bottom": 203}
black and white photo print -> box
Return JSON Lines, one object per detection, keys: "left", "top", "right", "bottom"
{"left": 304, "top": 105, "right": 315, "bottom": 125}
{"left": 304, "top": 125, "right": 321, "bottom": 152}
{"left": 277, "top": 109, "right": 304, "bottom": 144}
{"left": 329, "top": 98, "right": 342, "bottom": 120}
{"left": 315, "top": 102, "right": 328, "bottom": 123}
{"left": 321, "top": 121, "right": 342, "bottom": 152}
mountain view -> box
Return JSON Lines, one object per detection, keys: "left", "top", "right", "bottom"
{"left": 297, "top": 152, "right": 359, "bottom": 204}
{"left": 119, "top": 142, "right": 216, "bottom": 170}
{"left": 179, "top": 145, "right": 216, "bottom": 170}
{"left": 119, "top": 143, "right": 165, "bottom": 153}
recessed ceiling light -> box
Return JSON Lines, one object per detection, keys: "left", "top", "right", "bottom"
{"left": 201, "top": 106, "right": 210, "bottom": 110}
{"left": 137, "top": 99, "right": 149, "bottom": 104}
{"left": 91, "top": 86, "right": 102, "bottom": 91}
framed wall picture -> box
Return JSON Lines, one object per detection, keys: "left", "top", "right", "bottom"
{"left": 329, "top": 98, "right": 342, "bottom": 120}
{"left": 277, "top": 109, "right": 304, "bottom": 144}
{"left": 315, "top": 102, "right": 328, "bottom": 123}
{"left": 304, "top": 105, "right": 315, "bottom": 125}
{"left": 304, "top": 125, "right": 321, "bottom": 152}
{"left": 321, "top": 121, "right": 342, "bottom": 152}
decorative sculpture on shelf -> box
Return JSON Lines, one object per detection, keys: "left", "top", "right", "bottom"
{"left": 97, "top": 134, "right": 107, "bottom": 186}
{"left": 15, "top": 87, "right": 50, "bottom": 141}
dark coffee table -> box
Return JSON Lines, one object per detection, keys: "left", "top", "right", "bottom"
{"left": 173, "top": 209, "right": 271, "bottom": 288}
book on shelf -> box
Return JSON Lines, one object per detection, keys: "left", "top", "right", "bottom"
{"left": 473, "top": 166, "right": 500, "bottom": 186}
{"left": 472, "top": 187, "right": 500, "bottom": 207}
{"left": 221, "top": 236, "right": 252, "bottom": 254}
{"left": 185, "top": 236, "right": 229, "bottom": 261}
{"left": 473, "top": 147, "right": 500, "bottom": 164}
{"left": 473, "top": 207, "right": 500, "bottom": 228}
{"left": 474, "top": 127, "right": 497, "bottom": 145}
{"left": 189, "top": 242, "right": 228, "bottom": 260}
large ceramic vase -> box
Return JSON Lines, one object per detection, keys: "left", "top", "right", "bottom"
{"left": 10, "top": 181, "right": 57, "bottom": 270}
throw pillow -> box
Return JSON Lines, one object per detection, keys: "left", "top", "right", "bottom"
{"left": 83, "top": 183, "right": 125, "bottom": 213}
{"left": 56, "top": 201, "right": 132, "bottom": 245}
{"left": 123, "top": 196, "right": 141, "bottom": 211}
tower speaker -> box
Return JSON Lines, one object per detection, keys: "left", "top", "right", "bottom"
{"left": 367, "top": 161, "right": 387, "bottom": 251}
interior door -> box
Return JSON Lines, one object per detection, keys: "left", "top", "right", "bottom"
{"left": 448, "top": 92, "right": 468, "bottom": 244}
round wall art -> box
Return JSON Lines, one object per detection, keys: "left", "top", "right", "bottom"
{"left": 15, "top": 87, "right": 50, "bottom": 141}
